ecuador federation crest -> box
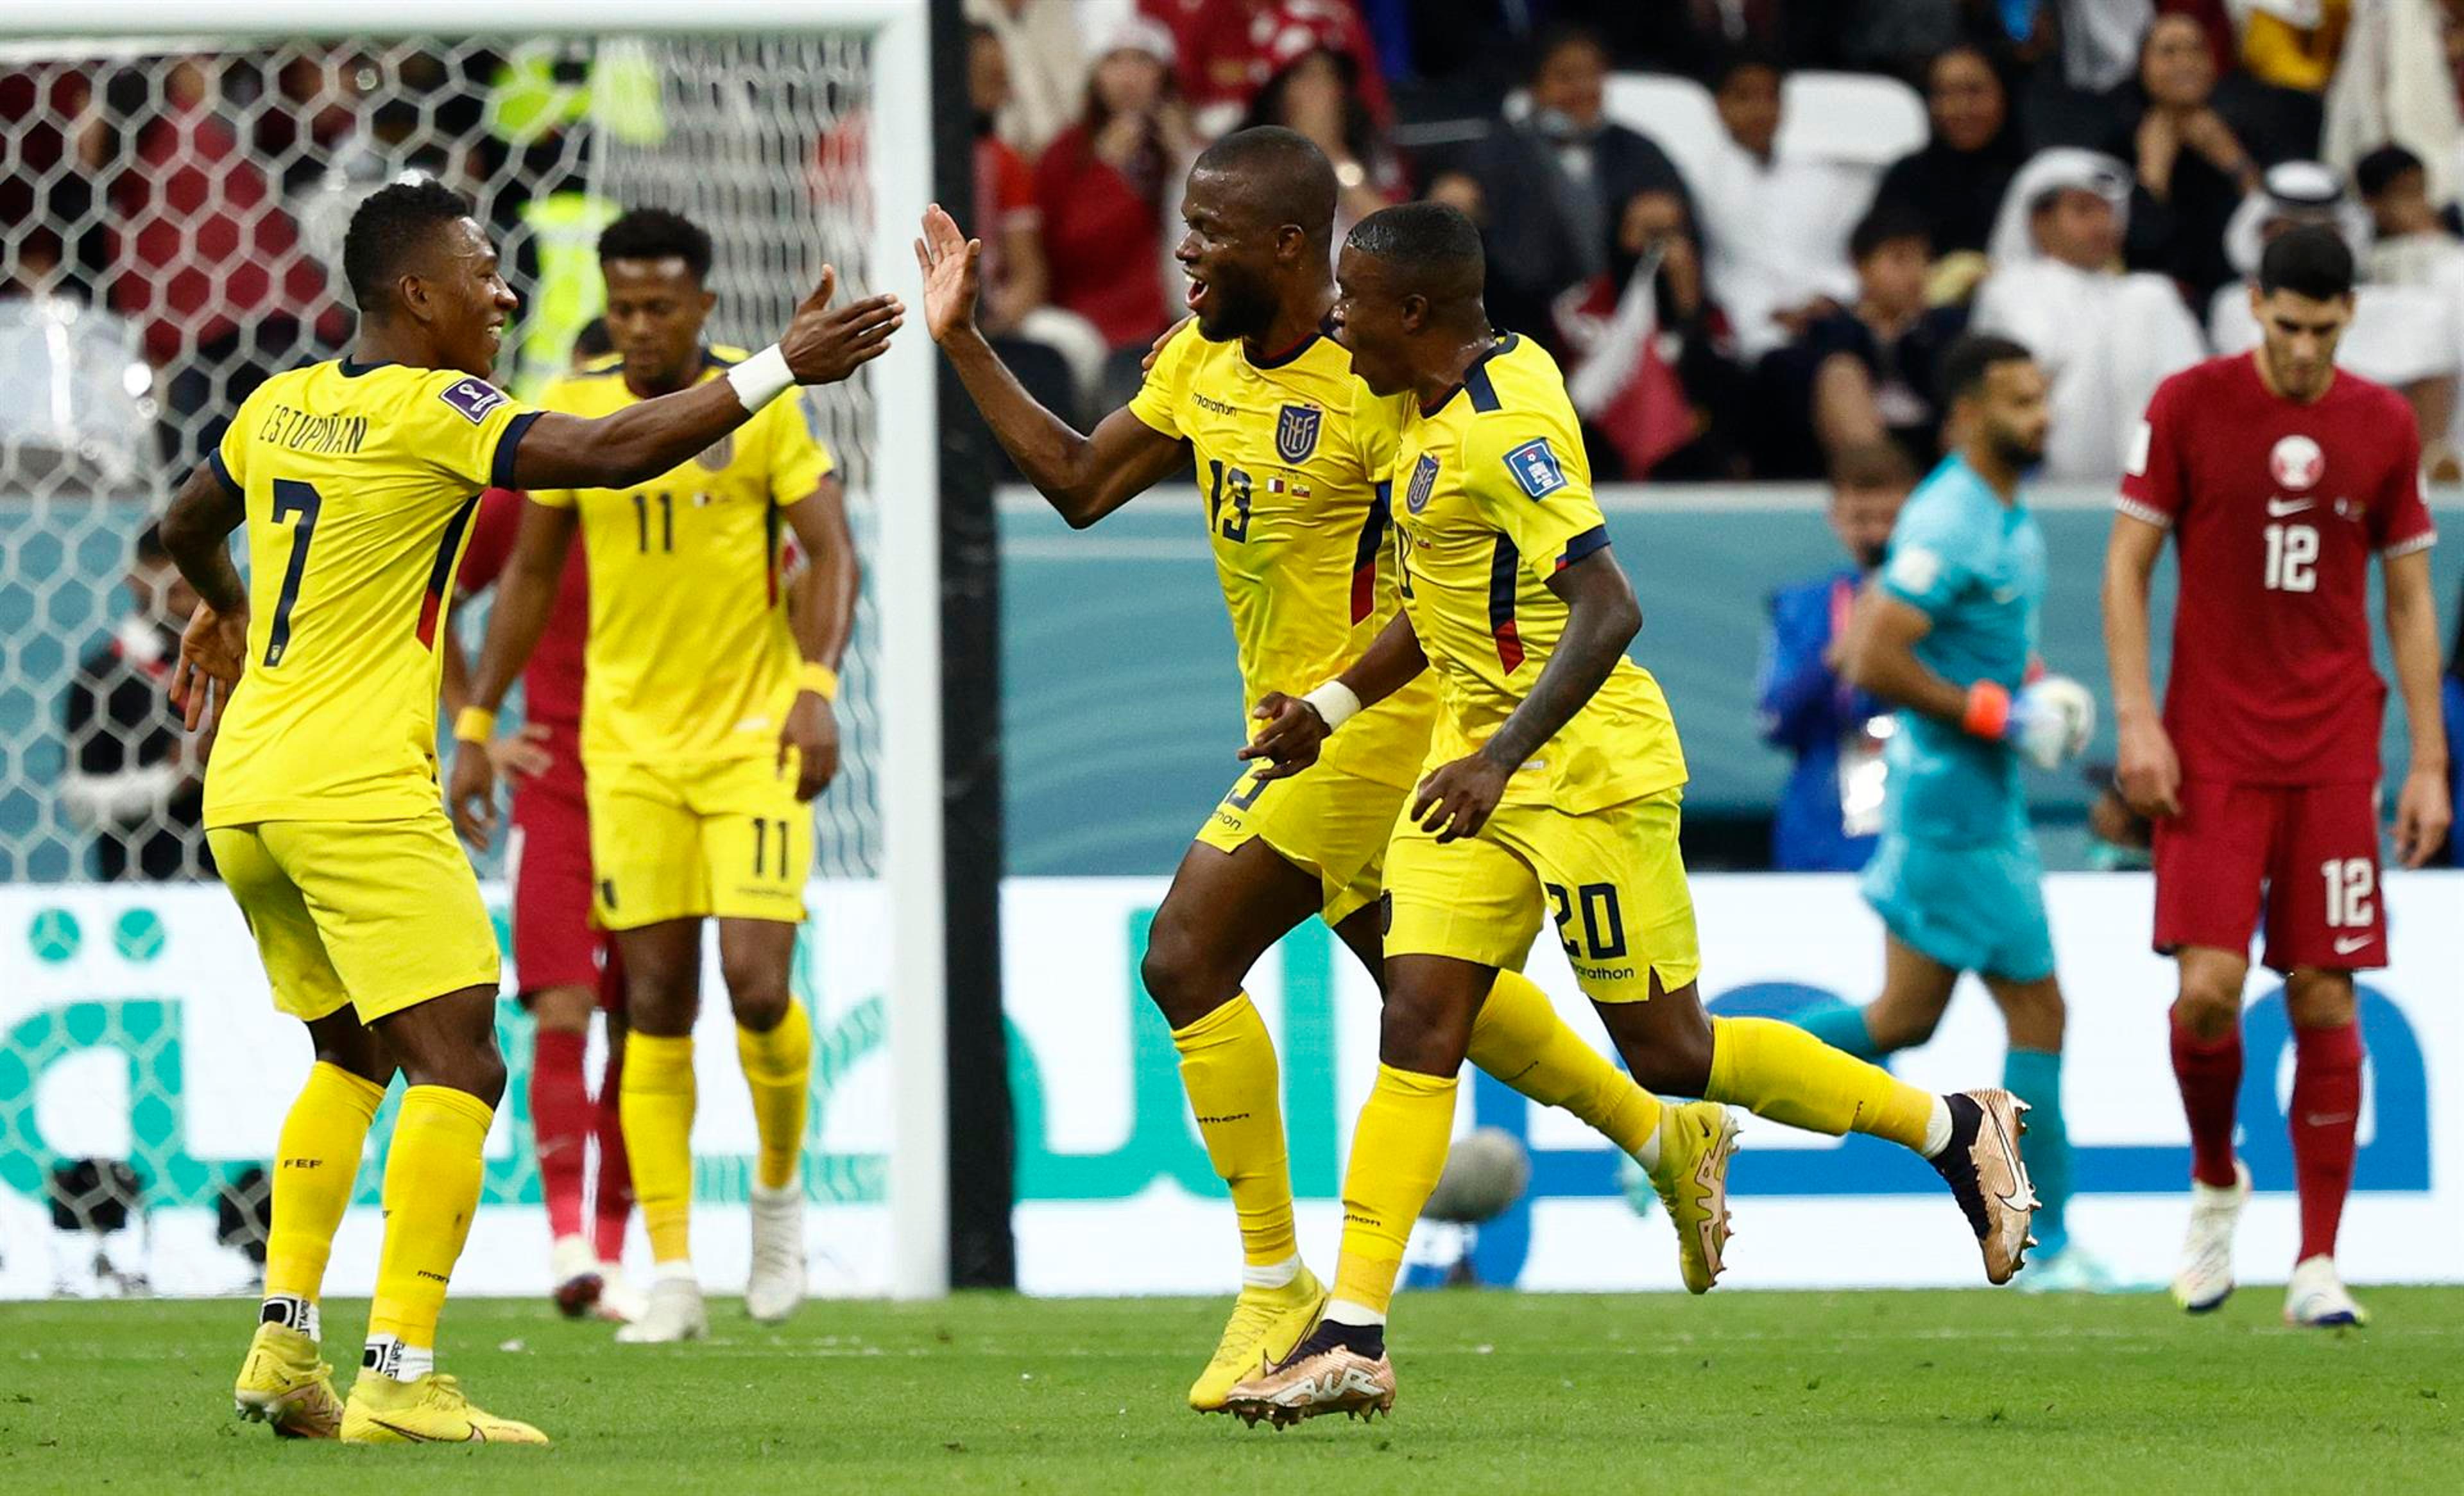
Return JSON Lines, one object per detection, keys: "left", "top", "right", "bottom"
{"left": 1404, "top": 452, "right": 1440, "bottom": 514}
{"left": 694, "top": 432, "right": 735, "bottom": 472}
{"left": 1275, "top": 403, "right": 1321, "bottom": 464}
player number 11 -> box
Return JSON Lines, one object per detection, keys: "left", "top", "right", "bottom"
{"left": 2263, "top": 522, "right": 2318, "bottom": 593}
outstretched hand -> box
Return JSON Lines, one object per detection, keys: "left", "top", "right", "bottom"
{"left": 780, "top": 264, "right": 904, "bottom": 384}
{"left": 913, "top": 203, "right": 983, "bottom": 344}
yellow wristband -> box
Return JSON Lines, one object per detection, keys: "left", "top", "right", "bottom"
{"left": 452, "top": 706, "right": 498, "bottom": 744}
{"left": 798, "top": 662, "right": 841, "bottom": 702}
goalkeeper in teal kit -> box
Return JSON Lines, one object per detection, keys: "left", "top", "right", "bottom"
{"left": 1793, "top": 335, "right": 2108, "bottom": 1289}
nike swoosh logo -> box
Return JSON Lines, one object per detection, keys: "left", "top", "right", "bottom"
{"left": 2333, "top": 935, "right": 2372, "bottom": 955}
{"left": 2267, "top": 498, "right": 2314, "bottom": 516}
{"left": 366, "top": 1416, "right": 484, "bottom": 1443}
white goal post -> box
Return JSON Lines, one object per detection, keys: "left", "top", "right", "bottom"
{"left": 7, "top": 1, "right": 952, "bottom": 1298}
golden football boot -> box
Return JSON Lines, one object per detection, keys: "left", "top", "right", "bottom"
{"left": 1223, "top": 1338, "right": 1396, "bottom": 1428}
{"left": 340, "top": 1372, "right": 550, "bottom": 1445}
{"left": 232, "top": 1320, "right": 343, "bottom": 1440}
{"left": 1188, "top": 1265, "right": 1327, "bottom": 1413}
{"left": 1929, "top": 1088, "right": 2039, "bottom": 1284}
{"left": 1645, "top": 1100, "right": 1740, "bottom": 1294}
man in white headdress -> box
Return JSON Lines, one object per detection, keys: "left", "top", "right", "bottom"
{"left": 1970, "top": 148, "right": 2206, "bottom": 479}
{"left": 2207, "top": 160, "right": 2460, "bottom": 477}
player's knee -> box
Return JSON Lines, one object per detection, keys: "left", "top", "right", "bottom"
{"left": 2171, "top": 983, "right": 2241, "bottom": 1039}
{"left": 2285, "top": 971, "right": 2357, "bottom": 1030}
{"left": 723, "top": 961, "right": 792, "bottom": 1033}
{"left": 1863, "top": 1005, "right": 1944, "bottom": 1053}
{"left": 1138, "top": 922, "right": 1230, "bottom": 1030}
{"left": 624, "top": 964, "right": 699, "bottom": 1035}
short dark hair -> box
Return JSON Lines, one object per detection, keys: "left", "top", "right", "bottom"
{"left": 1849, "top": 204, "right": 1931, "bottom": 264}
{"left": 2257, "top": 223, "right": 2356, "bottom": 300}
{"left": 2354, "top": 142, "right": 2426, "bottom": 201}
{"left": 571, "top": 316, "right": 613, "bottom": 361}
{"left": 1711, "top": 44, "right": 1783, "bottom": 93}
{"left": 1938, "top": 332, "right": 2033, "bottom": 404}
{"left": 341, "top": 176, "right": 474, "bottom": 315}
{"left": 1526, "top": 22, "right": 1607, "bottom": 85}
{"left": 1193, "top": 126, "right": 1339, "bottom": 248}
{"left": 1345, "top": 201, "right": 1485, "bottom": 296}
{"left": 597, "top": 207, "right": 714, "bottom": 284}
{"left": 133, "top": 519, "right": 169, "bottom": 566}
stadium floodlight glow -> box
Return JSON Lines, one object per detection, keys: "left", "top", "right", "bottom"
{"left": 3, "top": 0, "right": 952, "bottom": 1300}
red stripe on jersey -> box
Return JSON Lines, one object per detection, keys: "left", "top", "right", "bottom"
{"left": 417, "top": 494, "right": 482, "bottom": 649}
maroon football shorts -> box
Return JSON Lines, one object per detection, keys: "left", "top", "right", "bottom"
{"left": 504, "top": 723, "right": 617, "bottom": 1005}
{"left": 2153, "top": 777, "right": 2385, "bottom": 973}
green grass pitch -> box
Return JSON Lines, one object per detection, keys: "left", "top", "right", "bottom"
{"left": 4, "top": 1288, "right": 2458, "bottom": 1493}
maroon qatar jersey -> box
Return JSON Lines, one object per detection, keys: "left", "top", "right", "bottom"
{"left": 455, "top": 486, "right": 588, "bottom": 731}
{"left": 2117, "top": 353, "right": 2436, "bottom": 786}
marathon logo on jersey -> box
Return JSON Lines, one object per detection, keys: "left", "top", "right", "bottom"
{"left": 2270, "top": 434, "right": 2325, "bottom": 491}
{"left": 1275, "top": 403, "right": 1321, "bottom": 464}
{"left": 1404, "top": 452, "right": 1440, "bottom": 514}
{"left": 1505, "top": 438, "right": 1568, "bottom": 499}
{"left": 438, "top": 377, "right": 511, "bottom": 425}
{"left": 695, "top": 432, "right": 735, "bottom": 471}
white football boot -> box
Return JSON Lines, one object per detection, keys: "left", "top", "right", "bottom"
{"left": 549, "top": 1234, "right": 604, "bottom": 1320}
{"left": 595, "top": 1262, "right": 647, "bottom": 1324}
{"left": 2284, "top": 1255, "right": 2368, "bottom": 1328}
{"left": 744, "top": 1184, "right": 807, "bottom": 1324}
{"left": 615, "top": 1271, "right": 708, "bottom": 1343}
{"left": 2170, "top": 1160, "right": 2248, "bottom": 1313}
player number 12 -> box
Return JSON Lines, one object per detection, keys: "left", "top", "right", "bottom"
{"left": 2320, "top": 857, "right": 2374, "bottom": 929}
{"left": 2263, "top": 522, "right": 2318, "bottom": 593}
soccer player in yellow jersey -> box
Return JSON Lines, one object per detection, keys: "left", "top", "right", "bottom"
{"left": 158, "top": 180, "right": 900, "bottom": 1444}
{"left": 449, "top": 208, "right": 860, "bottom": 1345}
{"left": 921, "top": 127, "right": 1731, "bottom": 1413}
{"left": 1223, "top": 204, "right": 2038, "bottom": 1425}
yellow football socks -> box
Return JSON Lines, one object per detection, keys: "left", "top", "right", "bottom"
{"left": 1170, "top": 993, "right": 1298, "bottom": 1269}
{"left": 1469, "top": 969, "right": 1664, "bottom": 1160}
{"left": 364, "top": 1085, "right": 492, "bottom": 1353}
{"left": 1706, "top": 1016, "right": 1935, "bottom": 1152}
{"left": 621, "top": 1031, "right": 698, "bottom": 1262}
{"left": 736, "top": 998, "right": 813, "bottom": 1193}
{"left": 1328, "top": 1064, "right": 1459, "bottom": 1320}
{"left": 263, "top": 1062, "right": 385, "bottom": 1307}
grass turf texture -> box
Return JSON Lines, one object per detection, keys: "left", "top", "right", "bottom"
{"left": 4, "top": 1289, "right": 2458, "bottom": 1493}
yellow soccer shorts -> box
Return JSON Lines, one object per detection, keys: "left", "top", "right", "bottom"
{"left": 1381, "top": 787, "right": 1700, "bottom": 1003}
{"left": 586, "top": 753, "right": 810, "bottom": 929}
{"left": 1194, "top": 757, "right": 1412, "bottom": 925}
{"left": 209, "top": 812, "right": 502, "bottom": 1024}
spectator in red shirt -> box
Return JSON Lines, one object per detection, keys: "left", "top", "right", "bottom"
{"left": 1236, "top": 32, "right": 1405, "bottom": 242}
{"left": 1142, "top": 0, "right": 1389, "bottom": 139}
{"left": 971, "top": 24, "right": 1049, "bottom": 339}
{"left": 109, "top": 56, "right": 341, "bottom": 464}
{"left": 1035, "top": 18, "right": 1189, "bottom": 351}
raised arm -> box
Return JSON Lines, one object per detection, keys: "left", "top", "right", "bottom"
{"left": 513, "top": 267, "right": 902, "bottom": 491}
{"left": 2101, "top": 511, "right": 2181, "bottom": 818}
{"left": 2383, "top": 546, "right": 2453, "bottom": 866}
{"left": 445, "top": 499, "right": 580, "bottom": 849}
{"left": 776, "top": 474, "right": 862, "bottom": 801}
{"left": 915, "top": 203, "right": 1185, "bottom": 526}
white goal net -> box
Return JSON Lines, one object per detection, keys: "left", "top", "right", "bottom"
{"left": 0, "top": 7, "right": 948, "bottom": 1300}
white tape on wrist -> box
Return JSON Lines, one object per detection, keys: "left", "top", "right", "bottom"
{"left": 1301, "top": 681, "right": 1362, "bottom": 732}
{"left": 724, "top": 343, "right": 794, "bottom": 411}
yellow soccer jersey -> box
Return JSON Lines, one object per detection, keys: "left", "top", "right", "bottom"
{"left": 531, "top": 349, "right": 833, "bottom": 767}
{"left": 1377, "top": 332, "right": 1686, "bottom": 814}
{"left": 204, "top": 358, "right": 538, "bottom": 825}
{"left": 1128, "top": 322, "right": 1433, "bottom": 788}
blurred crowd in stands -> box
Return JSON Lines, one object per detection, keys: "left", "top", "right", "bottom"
{"left": 4, "top": 1, "right": 2464, "bottom": 880}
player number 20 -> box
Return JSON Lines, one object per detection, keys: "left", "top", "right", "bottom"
{"left": 1544, "top": 881, "right": 1627, "bottom": 962}
{"left": 2263, "top": 522, "right": 2318, "bottom": 593}
{"left": 2320, "top": 857, "right": 2374, "bottom": 929}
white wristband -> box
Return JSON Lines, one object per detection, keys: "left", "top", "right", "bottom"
{"left": 1301, "top": 681, "right": 1362, "bottom": 733}
{"left": 724, "top": 343, "right": 794, "bottom": 411}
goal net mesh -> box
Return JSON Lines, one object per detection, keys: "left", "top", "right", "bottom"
{"left": 0, "top": 31, "right": 902, "bottom": 1296}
